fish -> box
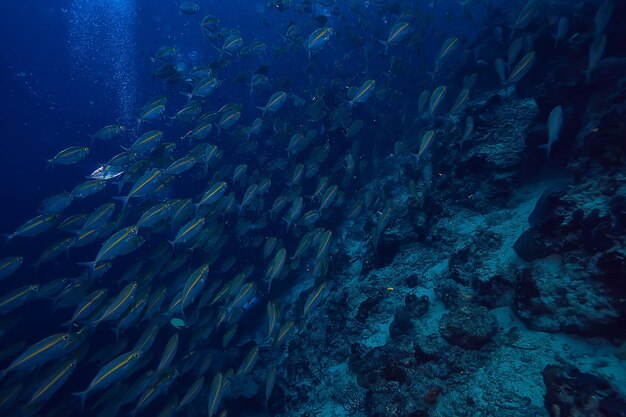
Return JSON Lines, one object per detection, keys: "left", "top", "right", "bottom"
{"left": 157, "top": 334, "right": 179, "bottom": 373}
{"left": 507, "top": 51, "right": 535, "bottom": 84}
{"left": 0, "top": 284, "right": 39, "bottom": 314}
{"left": 439, "top": 36, "right": 459, "bottom": 62}
{"left": 348, "top": 80, "right": 375, "bottom": 110}
{"left": 130, "top": 130, "right": 163, "bottom": 154}
{"left": 429, "top": 86, "right": 446, "bottom": 116}
{"left": 207, "top": 372, "right": 224, "bottom": 417}
{"left": 181, "top": 264, "right": 209, "bottom": 313}
{"left": 91, "top": 124, "right": 126, "bottom": 141}
{"left": 64, "top": 289, "right": 108, "bottom": 327}
{"left": 267, "top": 301, "right": 278, "bottom": 338}
{"left": 283, "top": 197, "right": 303, "bottom": 230}
{"left": 258, "top": 91, "right": 287, "bottom": 117}
{"left": 307, "top": 27, "right": 333, "bottom": 58}
{"left": 267, "top": 248, "right": 287, "bottom": 292}
{"left": 594, "top": 0, "right": 614, "bottom": 35}
{"left": 381, "top": 22, "right": 410, "bottom": 55}
{"left": 236, "top": 345, "right": 259, "bottom": 376}
{"left": 586, "top": 34, "right": 607, "bottom": 84}
{"left": 450, "top": 88, "right": 470, "bottom": 114}
{"left": 137, "top": 202, "right": 172, "bottom": 228}
{"left": 0, "top": 332, "right": 75, "bottom": 378}
{"left": 177, "top": 376, "right": 204, "bottom": 411}
{"left": 302, "top": 281, "right": 327, "bottom": 317}
{"left": 47, "top": 146, "right": 89, "bottom": 166}
{"left": 180, "top": 2, "right": 200, "bottom": 15}
{"left": 541, "top": 105, "right": 563, "bottom": 160}
{"left": 74, "top": 350, "right": 142, "bottom": 410}
{"left": 418, "top": 90, "right": 431, "bottom": 115}
{"left": 93, "top": 281, "right": 138, "bottom": 324}
{"left": 319, "top": 184, "right": 338, "bottom": 210}
{"left": 197, "top": 182, "right": 228, "bottom": 208}
{"left": 82, "top": 203, "right": 116, "bottom": 231}
{"left": 115, "top": 169, "right": 164, "bottom": 209}
{"left": 4, "top": 213, "right": 61, "bottom": 242}
{"left": 82, "top": 225, "right": 139, "bottom": 269}
{"left": 170, "top": 217, "right": 205, "bottom": 247}
{"left": 0, "top": 256, "right": 23, "bottom": 281}
{"left": 27, "top": 359, "right": 78, "bottom": 406}
{"left": 265, "top": 366, "right": 277, "bottom": 411}
{"left": 412, "top": 130, "right": 436, "bottom": 165}
{"left": 272, "top": 320, "right": 295, "bottom": 346}
{"left": 554, "top": 17, "right": 569, "bottom": 48}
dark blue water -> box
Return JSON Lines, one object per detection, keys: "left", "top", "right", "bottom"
{"left": 1, "top": 0, "right": 625, "bottom": 416}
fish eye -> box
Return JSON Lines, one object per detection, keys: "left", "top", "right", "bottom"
{"left": 62, "top": 335, "right": 69, "bottom": 340}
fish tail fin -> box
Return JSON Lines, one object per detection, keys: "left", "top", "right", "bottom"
{"left": 2, "top": 234, "right": 14, "bottom": 246}
{"left": 538, "top": 143, "right": 552, "bottom": 160}
{"left": 113, "top": 196, "right": 129, "bottom": 210}
{"left": 73, "top": 391, "right": 89, "bottom": 411}
{"left": 111, "top": 181, "right": 124, "bottom": 194}
{"left": 77, "top": 261, "right": 96, "bottom": 278}
{"left": 43, "top": 158, "right": 54, "bottom": 171}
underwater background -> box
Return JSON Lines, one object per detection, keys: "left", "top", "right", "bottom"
{"left": 0, "top": 0, "right": 625, "bottom": 416}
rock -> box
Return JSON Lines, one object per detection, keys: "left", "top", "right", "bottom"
{"left": 404, "top": 293, "right": 429, "bottom": 317}
{"left": 513, "top": 265, "right": 624, "bottom": 338}
{"left": 513, "top": 229, "right": 555, "bottom": 261}
{"left": 438, "top": 304, "right": 497, "bottom": 349}
{"left": 543, "top": 365, "right": 626, "bottom": 417}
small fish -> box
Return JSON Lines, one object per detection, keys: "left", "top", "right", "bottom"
{"left": 28, "top": 359, "right": 78, "bottom": 406}
{"left": 450, "top": 88, "right": 469, "bottom": 114}
{"left": 258, "top": 91, "right": 287, "bottom": 117}
{"left": 349, "top": 80, "right": 375, "bottom": 110}
{"left": 181, "top": 264, "right": 209, "bottom": 312}
{"left": 267, "top": 301, "right": 278, "bottom": 338}
{"left": 0, "top": 256, "right": 23, "bottom": 281}
{"left": 429, "top": 86, "right": 446, "bottom": 116}
{"left": 586, "top": 34, "right": 606, "bottom": 84}
{"left": 47, "top": 146, "right": 89, "bottom": 166}
{"left": 302, "top": 282, "right": 327, "bottom": 317}
{"left": 236, "top": 345, "right": 259, "bottom": 376}
{"left": 170, "top": 217, "right": 205, "bottom": 247}
{"left": 64, "top": 289, "right": 108, "bottom": 327}
{"left": 507, "top": 51, "right": 535, "bottom": 84}
{"left": 272, "top": 320, "right": 295, "bottom": 346}
{"left": 541, "top": 105, "right": 563, "bottom": 160}
{"left": 0, "top": 332, "right": 74, "bottom": 378}
{"left": 180, "top": 1, "right": 200, "bottom": 15}
{"left": 177, "top": 376, "right": 204, "bottom": 411}
{"left": 82, "top": 203, "right": 116, "bottom": 231}
{"left": 381, "top": 22, "right": 410, "bottom": 54}
{"left": 266, "top": 248, "right": 287, "bottom": 292}
{"left": 74, "top": 350, "right": 142, "bottom": 410}
{"left": 157, "top": 333, "right": 179, "bottom": 373}
{"left": 554, "top": 17, "right": 569, "bottom": 48}
{"left": 207, "top": 372, "right": 224, "bottom": 417}
{"left": 319, "top": 185, "right": 338, "bottom": 210}
{"left": 93, "top": 281, "right": 138, "bottom": 324}
{"left": 5, "top": 214, "right": 61, "bottom": 242}
{"left": 198, "top": 182, "right": 228, "bottom": 209}
{"left": 439, "top": 36, "right": 459, "bottom": 61}
{"left": 418, "top": 90, "right": 431, "bottom": 114}
{"left": 307, "top": 27, "right": 333, "bottom": 58}
{"left": 265, "top": 366, "right": 277, "bottom": 411}
{"left": 315, "top": 230, "right": 332, "bottom": 261}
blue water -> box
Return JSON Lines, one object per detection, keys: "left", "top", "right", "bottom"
{"left": 1, "top": 0, "right": 625, "bottom": 416}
